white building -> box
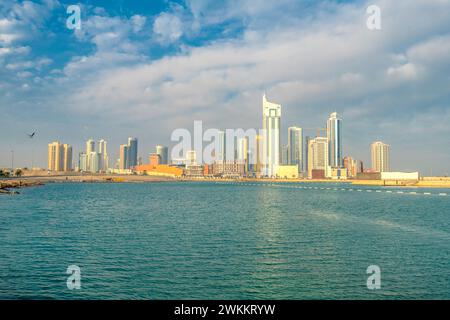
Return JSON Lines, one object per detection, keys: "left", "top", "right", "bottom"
{"left": 216, "top": 130, "right": 226, "bottom": 162}
{"left": 186, "top": 150, "right": 197, "bottom": 166}
{"left": 262, "top": 94, "right": 281, "bottom": 177}
{"left": 98, "top": 139, "right": 109, "bottom": 171}
{"left": 237, "top": 137, "right": 249, "bottom": 173}
{"left": 371, "top": 141, "right": 390, "bottom": 172}
{"left": 327, "top": 112, "right": 343, "bottom": 168}
{"left": 381, "top": 172, "right": 419, "bottom": 181}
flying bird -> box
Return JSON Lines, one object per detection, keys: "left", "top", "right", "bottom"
{"left": 27, "top": 131, "right": 37, "bottom": 138}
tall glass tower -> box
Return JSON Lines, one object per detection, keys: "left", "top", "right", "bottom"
{"left": 262, "top": 94, "right": 281, "bottom": 177}
{"left": 127, "top": 137, "right": 138, "bottom": 168}
{"left": 326, "top": 112, "right": 343, "bottom": 168}
{"left": 288, "top": 126, "right": 303, "bottom": 172}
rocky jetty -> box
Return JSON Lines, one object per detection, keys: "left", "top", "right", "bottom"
{"left": 0, "top": 180, "right": 44, "bottom": 195}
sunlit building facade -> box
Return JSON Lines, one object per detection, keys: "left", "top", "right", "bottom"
{"left": 262, "top": 94, "right": 281, "bottom": 177}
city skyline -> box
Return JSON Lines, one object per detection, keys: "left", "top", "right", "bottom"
{"left": 42, "top": 95, "right": 391, "bottom": 181}
{"left": 1, "top": 0, "right": 449, "bottom": 175}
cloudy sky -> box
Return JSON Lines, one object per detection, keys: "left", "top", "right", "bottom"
{"left": 1, "top": 0, "right": 449, "bottom": 174}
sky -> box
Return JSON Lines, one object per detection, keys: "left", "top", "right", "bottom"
{"left": 0, "top": 0, "right": 449, "bottom": 175}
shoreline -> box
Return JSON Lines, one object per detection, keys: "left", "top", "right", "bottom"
{"left": 2, "top": 174, "right": 450, "bottom": 190}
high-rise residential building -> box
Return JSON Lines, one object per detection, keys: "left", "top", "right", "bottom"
{"left": 371, "top": 141, "right": 390, "bottom": 172}
{"left": 252, "top": 134, "right": 263, "bottom": 175}
{"left": 88, "top": 152, "right": 100, "bottom": 173}
{"left": 119, "top": 144, "right": 129, "bottom": 170}
{"left": 216, "top": 130, "right": 226, "bottom": 162}
{"left": 48, "top": 141, "right": 72, "bottom": 172}
{"left": 288, "top": 126, "right": 303, "bottom": 172}
{"left": 307, "top": 137, "right": 328, "bottom": 179}
{"left": 127, "top": 137, "right": 138, "bottom": 168}
{"left": 78, "top": 153, "right": 87, "bottom": 172}
{"left": 85, "top": 139, "right": 95, "bottom": 172}
{"left": 63, "top": 144, "right": 72, "bottom": 171}
{"left": 237, "top": 137, "right": 249, "bottom": 172}
{"left": 327, "top": 112, "right": 343, "bottom": 168}
{"left": 86, "top": 139, "right": 95, "bottom": 154}
{"left": 156, "top": 145, "right": 169, "bottom": 164}
{"left": 304, "top": 136, "right": 311, "bottom": 174}
{"left": 48, "top": 141, "right": 63, "bottom": 171}
{"left": 98, "top": 139, "right": 109, "bottom": 171}
{"left": 262, "top": 94, "right": 281, "bottom": 177}
{"left": 281, "top": 144, "right": 289, "bottom": 165}
{"left": 186, "top": 150, "right": 197, "bottom": 165}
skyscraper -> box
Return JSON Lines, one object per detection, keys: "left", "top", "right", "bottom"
{"left": 307, "top": 137, "right": 328, "bottom": 179}
{"left": 127, "top": 137, "right": 138, "bottom": 168}
{"left": 237, "top": 137, "right": 249, "bottom": 172}
{"left": 48, "top": 142, "right": 72, "bottom": 172}
{"left": 304, "top": 136, "right": 311, "bottom": 174}
{"left": 216, "top": 130, "right": 226, "bottom": 162}
{"left": 156, "top": 145, "right": 169, "bottom": 164}
{"left": 253, "top": 134, "right": 263, "bottom": 176}
{"left": 371, "top": 141, "right": 390, "bottom": 172}
{"left": 78, "top": 153, "right": 87, "bottom": 172}
{"left": 262, "top": 94, "right": 281, "bottom": 177}
{"left": 288, "top": 126, "right": 303, "bottom": 172}
{"left": 281, "top": 144, "right": 289, "bottom": 165}
{"left": 98, "top": 139, "right": 109, "bottom": 171}
{"left": 85, "top": 139, "right": 95, "bottom": 172}
{"left": 327, "top": 112, "right": 343, "bottom": 168}
{"left": 48, "top": 141, "right": 63, "bottom": 171}
{"left": 88, "top": 152, "right": 100, "bottom": 173}
{"left": 63, "top": 144, "right": 72, "bottom": 171}
{"left": 119, "top": 144, "right": 129, "bottom": 170}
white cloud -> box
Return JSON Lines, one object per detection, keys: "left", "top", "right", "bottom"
{"left": 153, "top": 13, "right": 183, "bottom": 44}
{"left": 387, "top": 63, "right": 419, "bottom": 80}
{"left": 131, "top": 15, "right": 147, "bottom": 33}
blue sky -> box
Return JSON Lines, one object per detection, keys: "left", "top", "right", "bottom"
{"left": 1, "top": 0, "right": 449, "bottom": 175}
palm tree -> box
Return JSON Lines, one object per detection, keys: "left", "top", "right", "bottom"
{"left": 15, "top": 169, "right": 23, "bottom": 177}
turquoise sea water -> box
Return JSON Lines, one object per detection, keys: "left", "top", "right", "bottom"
{"left": 0, "top": 181, "right": 449, "bottom": 299}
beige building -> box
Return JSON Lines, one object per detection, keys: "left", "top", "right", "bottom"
{"left": 343, "top": 156, "right": 362, "bottom": 178}
{"left": 211, "top": 161, "right": 245, "bottom": 178}
{"left": 253, "top": 134, "right": 263, "bottom": 176}
{"left": 119, "top": 144, "right": 129, "bottom": 170}
{"left": 371, "top": 141, "right": 390, "bottom": 172}
{"left": 48, "top": 141, "right": 72, "bottom": 172}
{"left": 307, "top": 137, "right": 328, "bottom": 179}
{"left": 275, "top": 165, "right": 299, "bottom": 179}
{"left": 63, "top": 144, "right": 72, "bottom": 171}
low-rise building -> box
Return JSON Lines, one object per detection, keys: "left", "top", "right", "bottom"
{"left": 381, "top": 172, "right": 419, "bottom": 181}
{"left": 185, "top": 164, "right": 204, "bottom": 178}
{"left": 211, "top": 161, "right": 245, "bottom": 178}
{"left": 329, "top": 167, "right": 348, "bottom": 180}
{"left": 275, "top": 165, "right": 299, "bottom": 179}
